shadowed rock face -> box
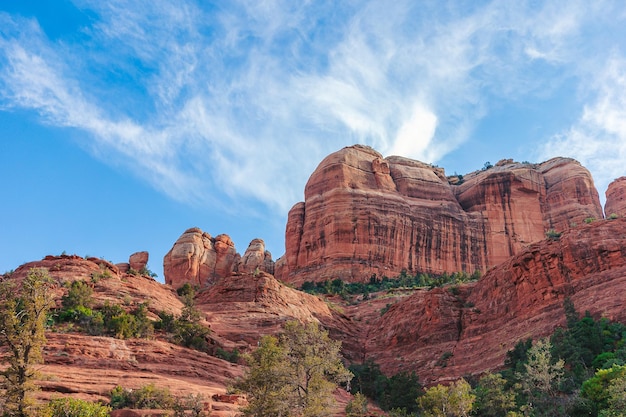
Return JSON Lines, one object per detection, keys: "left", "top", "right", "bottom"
{"left": 276, "top": 145, "right": 602, "bottom": 286}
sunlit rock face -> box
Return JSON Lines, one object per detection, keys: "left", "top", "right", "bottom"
{"left": 163, "top": 228, "right": 275, "bottom": 289}
{"left": 276, "top": 145, "right": 602, "bottom": 286}
{"left": 605, "top": 176, "right": 626, "bottom": 217}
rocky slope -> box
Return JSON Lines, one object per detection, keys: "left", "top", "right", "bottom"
{"left": 2, "top": 255, "right": 352, "bottom": 415}
{"left": 275, "top": 145, "right": 602, "bottom": 286}
{"left": 360, "top": 218, "right": 626, "bottom": 384}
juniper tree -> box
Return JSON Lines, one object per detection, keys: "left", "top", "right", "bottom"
{"left": 0, "top": 268, "right": 55, "bottom": 417}
{"left": 236, "top": 321, "right": 353, "bottom": 417}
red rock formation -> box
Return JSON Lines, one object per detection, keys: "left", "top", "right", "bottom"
{"left": 605, "top": 177, "right": 626, "bottom": 217}
{"left": 236, "top": 238, "right": 275, "bottom": 275}
{"left": 163, "top": 229, "right": 276, "bottom": 289}
{"left": 276, "top": 145, "right": 602, "bottom": 286}
{"left": 360, "top": 218, "right": 626, "bottom": 384}
{"left": 163, "top": 228, "right": 238, "bottom": 289}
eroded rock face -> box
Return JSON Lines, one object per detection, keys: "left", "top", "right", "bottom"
{"left": 237, "top": 238, "right": 275, "bottom": 275}
{"left": 360, "top": 218, "right": 626, "bottom": 384}
{"left": 163, "top": 229, "right": 275, "bottom": 289}
{"left": 163, "top": 228, "right": 237, "bottom": 289}
{"left": 276, "top": 145, "right": 603, "bottom": 286}
{"left": 605, "top": 177, "right": 626, "bottom": 217}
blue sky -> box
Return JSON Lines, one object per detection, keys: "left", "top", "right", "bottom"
{"left": 2, "top": 1, "right": 626, "bottom": 280}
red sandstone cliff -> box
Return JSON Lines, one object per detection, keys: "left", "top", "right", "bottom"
{"left": 276, "top": 145, "right": 602, "bottom": 286}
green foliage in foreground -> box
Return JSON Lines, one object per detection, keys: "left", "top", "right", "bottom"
{"left": 42, "top": 397, "right": 111, "bottom": 417}
{"left": 345, "top": 298, "right": 626, "bottom": 417}
{"left": 349, "top": 360, "right": 422, "bottom": 413}
{"left": 0, "top": 268, "right": 56, "bottom": 417}
{"left": 235, "top": 321, "right": 353, "bottom": 417}
{"left": 109, "top": 384, "right": 207, "bottom": 416}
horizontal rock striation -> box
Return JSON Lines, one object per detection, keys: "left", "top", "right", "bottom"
{"left": 276, "top": 145, "right": 602, "bottom": 286}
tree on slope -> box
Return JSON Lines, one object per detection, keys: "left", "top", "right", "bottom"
{"left": 236, "top": 320, "right": 353, "bottom": 417}
{"left": 0, "top": 268, "right": 56, "bottom": 417}
{"left": 418, "top": 378, "right": 475, "bottom": 417}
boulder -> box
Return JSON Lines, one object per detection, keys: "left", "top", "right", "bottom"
{"left": 129, "top": 251, "right": 149, "bottom": 272}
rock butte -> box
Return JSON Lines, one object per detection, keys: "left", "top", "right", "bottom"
{"left": 275, "top": 145, "right": 603, "bottom": 286}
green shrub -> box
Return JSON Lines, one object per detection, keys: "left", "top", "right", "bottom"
{"left": 216, "top": 347, "right": 241, "bottom": 363}
{"left": 584, "top": 217, "right": 596, "bottom": 224}
{"left": 546, "top": 229, "right": 562, "bottom": 240}
{"left": 110, "top": 384, "right": 175, "bottom": 410}
{"left": 139, "top": 266, "right": 158, "bottom": 278}
{"left": 62, "top": 280, "right": 94, "bottom": 310}
{"left": 44, "top": 397, "right": 111, "bottom": 417}
{"left": 380, "top": 303, "right": 392, "bottom": 316}
{"left": 436, "top": 351, "right": 453, "bottom": 367}
{"left": 173, "top": 393, "right": 208, "bottom": 417}
{"left": 349, "top": 360, "right": 422, "bottom": 412}
{"left": 91, "top": 264, "right": 112, "bottom": 282}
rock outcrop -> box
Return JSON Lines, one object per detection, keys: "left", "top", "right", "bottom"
{"left": 276, "top": 145, "right": 602, "bottom": 286}
{"left": 605, "top": 177, "right": 626, "bottom": 217}
{"left": 129, "top": 251, "right": 149, "bottom": 272}
{"left": 163, "top": 228, "right": 238, "bottom": 289}
{"left": 236, "top": 239, "right": 275, "bottom": 275}
{"left": 163, "top": 229, "right": 275, "bottom": 289}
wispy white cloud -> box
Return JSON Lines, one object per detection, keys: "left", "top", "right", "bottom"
{"left": 539, "top": 54, "right": 626, "bottom": 200}
{"left": 1, "top": 0, "right": 625, "bottom": 218}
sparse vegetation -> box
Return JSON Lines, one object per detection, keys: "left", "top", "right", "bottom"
{"left": 90, "top": 264, "right": 112, "bottom": 282}
{"left": 436, "top": 351, "right": 454, "bottom": 368}
{"left": 156, "top": 284, "right": 210, "bottom": 352}
{"left": 300, "top": 270, "right": 481, "bottom": 299}
{"left": 43, "top": 397, "right": 111, "bottom": 417}
{"left": 545, "top": 229, "right": 562, "bottom": 240}
{"left": 216, "top": 347, "right": 241, "bottom": 363}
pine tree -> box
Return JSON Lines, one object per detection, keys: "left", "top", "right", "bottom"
{"left": 0, "top": 268, "right": 56, "bottom": 417}
{"left": 236, "top": 321, "right": 352, "bottom": 417}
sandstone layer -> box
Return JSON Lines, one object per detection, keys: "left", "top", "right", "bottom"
{"left": 163, "top": 229, "right": 275, "bottom": 289}
{"left": 605, "top": 176, "right": 626, "bottom": 217}
{"left": 276, "top": 145, "right": 602, "bottom": 286}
